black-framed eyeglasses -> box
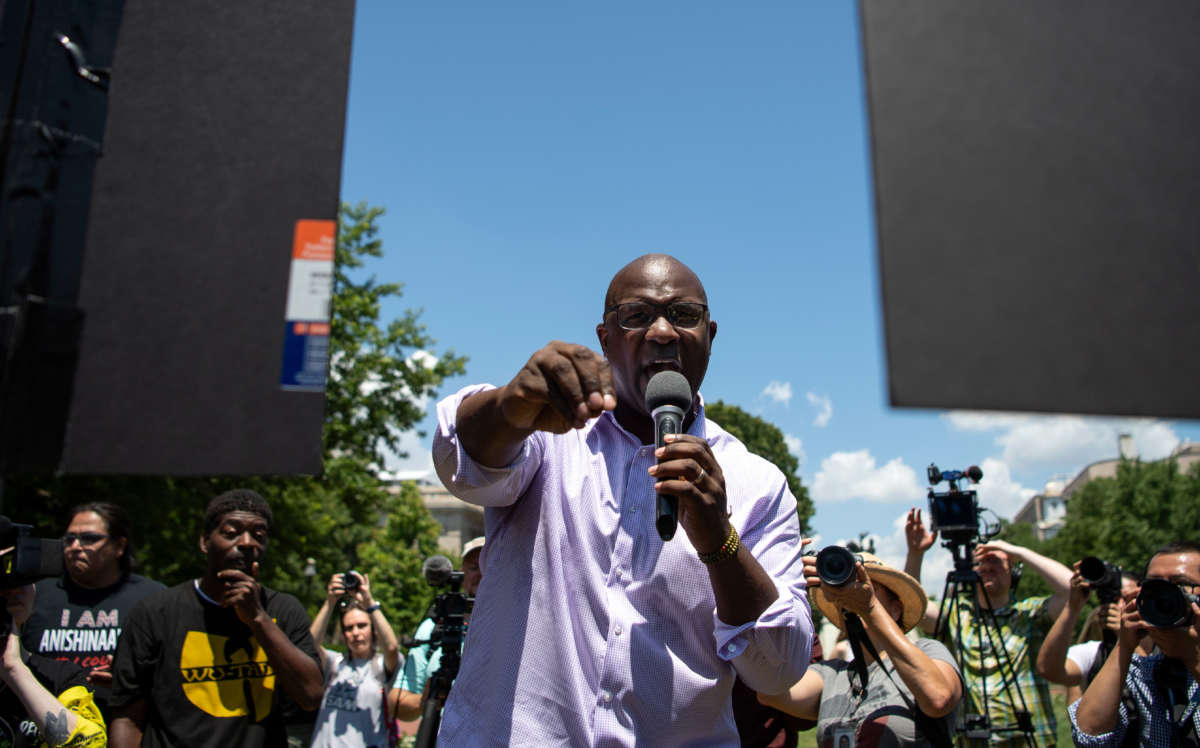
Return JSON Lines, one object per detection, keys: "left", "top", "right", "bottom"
{"left": 604, "top": 301, "right": 708, "bottom": 331}
{"left": 62, "top": 532, "right": 109, "bottom": 547}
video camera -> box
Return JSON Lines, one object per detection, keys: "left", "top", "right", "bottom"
{"left": 1, "top": 516, "right": 64, "bottom": 640}
{"left": 1079, "top": 556, "right": 1123, "bottom": 604}
{"left": 926, "top": 463, "right": 993, "bottom": 546}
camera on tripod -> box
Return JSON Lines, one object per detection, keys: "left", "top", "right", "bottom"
{"left": 411, "top": 554, "right": 474, "bottom": 748}
{"left": 926, "top": 463, "right": 988, "bottom": 545}
{"left": 1079, "top": 556, "right": 1123, "bottom": 604}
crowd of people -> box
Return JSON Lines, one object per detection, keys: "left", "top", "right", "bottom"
{"left": 3, "top": 254, "right": 1198, "bottom": 747}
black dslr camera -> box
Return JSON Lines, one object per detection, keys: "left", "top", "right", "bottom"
{"left": 1137, "top": 579, "right": 1199, "bottom": 628}
{"left": 1, "top": 516, "right": 64, "bottom": 640}
{"left": 926, "top": 463, "right": 987, "bottom": 546}
{"left": 336, "top": 569, "right": 362, "bottom": 612}
{"left": 1079, "top": 557, "right": 1123, "bottom": 604}
{"left": 815, "top": 546, "right": 863, "bottom": 587}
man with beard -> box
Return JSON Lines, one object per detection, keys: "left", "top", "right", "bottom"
{"left": 1071, "top": 541, "right": 1200, "bottom": 746}
{"left": 904, "top": 509, "right": 1072, "bottom": 747}
{"left": 108, "top": 490, "right": 323, "bottom": 747}
{"left": 429, "top": 254, "right": 812, "bottom": 745}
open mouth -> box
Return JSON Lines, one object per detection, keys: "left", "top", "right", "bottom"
{"left": 644, "top": 360, "right": 682, "bottom": 376}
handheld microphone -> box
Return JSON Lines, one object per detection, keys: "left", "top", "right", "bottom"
{"left": 645, "top": 371, "right": 692, "bottom": 541}
{"left": 422, "top": 555, "right": 453, "bottom": 586}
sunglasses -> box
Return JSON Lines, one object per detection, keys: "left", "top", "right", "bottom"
{"left": 62, "top": 532, "right": 109, "bottom": 547}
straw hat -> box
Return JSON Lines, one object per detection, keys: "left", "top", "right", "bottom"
{"left": 812, "top": 552, "right": 928, "bottom": 634}
{"left": 462, "top": 536, "right": 486, "bottom": 558}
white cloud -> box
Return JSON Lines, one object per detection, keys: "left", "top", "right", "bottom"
{"left": 379, "top": 428, "right": 435, "bottom": 480}
{"left": 784, "top": 434, "right": 806, "bottom": 469}
{"left": 761, "top": 380, "right": 793, "bottom": 406}
{"left": 942, "top": 412, "right": 1181, "bottom": 474}
{"left": 868, "top": 511, "right": 954, "bottom": 598}
{"left": 973, "top": 458, "right": 1036, "bottom": 519}
{"left": 806, "top": 392, "right": 833, "bottom": 428}
{"left": 811, "top": 450, "right": 924, "bottom": 504}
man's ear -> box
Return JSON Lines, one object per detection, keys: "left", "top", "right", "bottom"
{"left": 198, "top": 535, "right": 208, "bottom": 556}
{"left": 596, "top": 323, "right": 608, "bottom": 355}
{"left": 709, "top": 319, "right": 718, "bottom": 345}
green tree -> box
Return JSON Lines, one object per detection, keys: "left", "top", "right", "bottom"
{"left": 703, "top": 400, "right": 813, "bottom": 535}
{"left": 11, "top": 202, "right": 466, "bottom": 637}
{"left": 1044, "top": 457, "right": 1200, "bottom": 574}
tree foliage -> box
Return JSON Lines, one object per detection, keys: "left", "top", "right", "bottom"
{"left": 994, "top": 457, "right": 1200, "bottom": 610}
{"left": 703, "top": 400, "right": 813, "bottom": 535}
{"left": 10, "top": 202, "right": 465, "bottom": 637}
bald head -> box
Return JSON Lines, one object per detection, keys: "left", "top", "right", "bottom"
{"left": 604, "top": 254, "right": 708, "bottom": 312}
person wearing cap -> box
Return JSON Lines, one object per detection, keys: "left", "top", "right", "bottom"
{"left": 389, "top": 536, "right": 484, "bottom": 723}
{"left": 759, "top": 552, "right": 963, "bottom": 747}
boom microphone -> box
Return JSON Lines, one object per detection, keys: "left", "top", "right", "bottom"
{"left": 645, "top": 371, "right": 692, "bottom": 541}
{"left": 422, "top": 555, "right": 454, "bottom": 586}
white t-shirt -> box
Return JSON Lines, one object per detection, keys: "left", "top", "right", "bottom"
{"left": 1066, "top": 640, "right": 1102, "bottom": 688}
{"left": 309, "top": 650, "right": 390, "bottom": 748}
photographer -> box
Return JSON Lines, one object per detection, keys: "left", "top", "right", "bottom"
{"left": 308, "top": 571, "right": 400, "bottom": 748}
{"left": 757, "top": 551, "right": 962, "bottom": 747}
{"left": 904, "top": 508, "right": 1072, "bottom": 747}
{"left": 20, "top": 503, "right": 165, "bottom": 718}
{"left": 1036, "top": 562, "right": 1146, "bottom": 703}
{"left": 1071, "top": 541, "right": 1200, "bottom": 746}
{"left": 1, "top": 583, "right": 107, "bottom": 747}
{"left": 389, "top": 537, "right": 483, "bottom": 724}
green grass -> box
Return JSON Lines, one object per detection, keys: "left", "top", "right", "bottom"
{"left": 790, "top": 686, "right": 1074, "bottom": 747}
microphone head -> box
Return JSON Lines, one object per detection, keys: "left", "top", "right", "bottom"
{"left": 966, "top": 465, "right": 984, "bottom": 483}
{"left": 422, "top": 555, "right": 453, "bottom": 586}
{"left": 644, "top": 371, "right": 692, "bottom": 412}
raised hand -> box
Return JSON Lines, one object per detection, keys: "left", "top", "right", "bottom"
{"left": 499, "top": 342, "right": 617, "bottom": 433}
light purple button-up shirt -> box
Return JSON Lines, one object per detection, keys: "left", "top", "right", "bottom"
{"left": 432, "top": 384, "right": 812, "bottom": 746}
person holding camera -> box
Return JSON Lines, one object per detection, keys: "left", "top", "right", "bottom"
{"left": 1, "top": 583, "right": 107, "bottom": 747}
{"left": 903, "top": 508, "right": 1072, "bottom": 747}
{"left": 758, "top": 551, "right": 963, "bottom": 747}
{"left": 389, "top": 537, "right": 484, "bottom": 725}
{"left": 307, "top": 570, "right": 400, "bottom": 748}
{"left": 1071, "top": 541, "right": 1200, "bottom": 746}
{"left": 20, "top": 503, "right": 165, "bottom": 719}
{"left": 1036, "top": 561, "right": 1146, "bottom": 703}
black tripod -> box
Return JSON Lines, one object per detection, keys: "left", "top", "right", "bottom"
{"left": 935, "top": 541, "right": 1038, "bottom": 747}
{"left": 412, "top": 627, "right": 462, "bottom": 748}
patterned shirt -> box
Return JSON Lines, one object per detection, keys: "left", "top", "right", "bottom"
{"left": 1069, "top": 653, "right": 1200, "bottom": 747}
{"left": 432, "top": 384, "right": 813, "bottom": 746}
{"left": 940, "top": 595, "right": 1056, "bottom": 747}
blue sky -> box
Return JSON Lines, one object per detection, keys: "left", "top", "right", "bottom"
{"left": 338, "top": 1, "right": 1200, "bottom": 589}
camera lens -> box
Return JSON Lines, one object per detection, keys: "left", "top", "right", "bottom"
{"left": 343, "top": 570, "right": 360, "bottom": 592}
{"left": 1079, "top": 557, "right": 1113, "bottom": 586}
{"left": 1137, "top": 579, "right": 1193, "bottom": 628}
{"left": 816, "top": 546, "right": 860, "bottom": 587}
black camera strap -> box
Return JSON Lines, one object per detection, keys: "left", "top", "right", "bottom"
{"left": 842, "top": 611, "right": 953, "bottom": 748}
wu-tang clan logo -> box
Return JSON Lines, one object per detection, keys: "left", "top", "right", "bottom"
{"left": 179, "top": 630, "right": 276, "bottom": 720}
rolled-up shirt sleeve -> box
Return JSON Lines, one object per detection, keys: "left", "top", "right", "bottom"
{"left": 433, "top": 384, "right": 544, "bottom": 507}
{"left": 713, "top": 473, "right": 813, "bottom": 694}
{"left": 1069, "top": 694, "right": 1129, "bottom": 747}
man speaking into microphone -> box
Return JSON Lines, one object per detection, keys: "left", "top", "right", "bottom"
{"left": 432, "top": 254, "right": 812, "bottom": 745}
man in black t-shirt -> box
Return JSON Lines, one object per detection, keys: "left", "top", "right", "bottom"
{"left": 109, "top": 490, "right": 323, "bottom": 748}
{"left": 20, "top": 502, "right": 166, "bottom": 717}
